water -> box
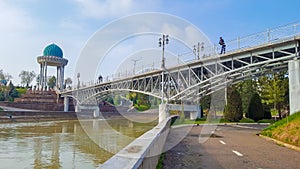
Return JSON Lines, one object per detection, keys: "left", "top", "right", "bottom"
{"left": 0, "top": 118, "right": 157, "bottom": 169}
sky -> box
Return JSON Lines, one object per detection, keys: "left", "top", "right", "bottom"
{"left": 1, "top": 0, "right": 300, "bottom": 86}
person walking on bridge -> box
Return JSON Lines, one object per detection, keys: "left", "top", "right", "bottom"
{"left": 219, "top": 37, "right": 226, "bottom": 54}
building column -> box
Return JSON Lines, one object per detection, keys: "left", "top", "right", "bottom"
{"left": 56, "top": 67, "right": 59, "bottom": 87}
{"left": 39, "top": 63, "right": 43, "bottom": 89}
{"left": 64, "top": 97, "right": 69, "bottom": 112}
{"left": 44, "top": 62, "right": 48, "bottom": 88}
{"left": 289, "top": 59, "right": 300, "bottom": 115}
{"left": 57, "top": 66, "right": 61, "bottom": 89}
{"left": 60, "top": 66, "right": 64, "bottom": 89}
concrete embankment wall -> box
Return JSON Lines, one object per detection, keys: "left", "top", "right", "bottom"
{"left": 0, "top": 111, "right": 77, "bottom": 123}
{"left": 99, "top": 116, "right": 177, "bottom": 169}
{"left": 0, "top": 102, "right": 66, "bottom": 111}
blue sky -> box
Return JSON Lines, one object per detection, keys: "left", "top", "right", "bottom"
{"left": 1, "top": 0, "right": 300, "bottom": 85}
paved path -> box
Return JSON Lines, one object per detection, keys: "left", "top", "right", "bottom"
{"left": 162, "top": 124, "right": 300, "bottom": 169}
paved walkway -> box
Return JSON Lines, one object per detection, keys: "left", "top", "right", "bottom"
{"left": 162, "top": 124, "right": 300, "bottom": 169}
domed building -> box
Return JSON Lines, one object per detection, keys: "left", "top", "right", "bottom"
{"left": 37, "top": 43, "right": 68, "bottom": 90}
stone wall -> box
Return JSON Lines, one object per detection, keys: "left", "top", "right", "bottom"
{"left": 0, "top": 111, "right": 77, "bottom": 123}
{"left": 0, "top": 89, "right": 74, "bottom": 111}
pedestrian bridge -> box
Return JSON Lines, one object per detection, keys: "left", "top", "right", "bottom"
{"left": 61, "top": 22, "right": 300, "bottom": 121}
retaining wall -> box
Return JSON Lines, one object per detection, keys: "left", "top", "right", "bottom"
{"left": 0, "top": 111, "right": 77, "bottom": 123}
{"left": 99, "top": 116, "right": 177, "bottom": 169}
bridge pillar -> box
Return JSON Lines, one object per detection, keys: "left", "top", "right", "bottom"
{"left": 159, "top": 104, "right": 169, "bottom": 123}
{"left": 289, "top": 59, "right": 300, "bottom": 115}
{"left": 190, "top": 106, "right": 202, "bottom": 120}
{"left": 93, "top": 107, "right": 100, "bottom": 118}
{"left": 63, "top": 97, "right": 69, "bottom": 112}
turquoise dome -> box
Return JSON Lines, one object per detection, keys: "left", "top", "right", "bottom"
{"left": 43, "top": 44, "right": 63, "bottom": 58}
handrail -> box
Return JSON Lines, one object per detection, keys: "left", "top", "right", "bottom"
{"left": 70, "top": 22, "right": 300, "bottom": 91}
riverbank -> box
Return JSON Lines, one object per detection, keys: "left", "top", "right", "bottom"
{"left": 0, "top": 109, "right": 159, "bottom": 123}
{"left": 0, "top": 110, "right": 78, "bottom": 123}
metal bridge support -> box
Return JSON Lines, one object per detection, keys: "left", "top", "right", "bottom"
{"left": 159, "top": 104, "right": 169, "bottom": 123}
{"left": 63, "top": 96, "right": 69, "bottom": 112}
{"left": 289, "top": 59, "right": 300, "bottom": 115}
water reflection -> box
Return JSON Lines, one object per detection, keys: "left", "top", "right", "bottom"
{"left": 0, "top": 118, "right": 157, "bottom": 169}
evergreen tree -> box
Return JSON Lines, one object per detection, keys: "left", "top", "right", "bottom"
{"left": 237, "top": 79, "right": 257, "bottom": 114}
{"left": 258, "top": 72, "right": 288, "bottom": 119}
{"left": 223, "top": 87, "right": 243, "bottom": 122}
{"left": 48, "top": 76, "right": 56, "bottom": 89}
{"left": 247, "top": 92, "right": 264, "bottom": 121}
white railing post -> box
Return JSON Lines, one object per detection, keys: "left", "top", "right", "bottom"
{"left": 267, "top": 28, "right": 270, "bottom": 42}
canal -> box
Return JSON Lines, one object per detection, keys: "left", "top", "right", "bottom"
{"left": 0, "top": 118, "right": 157, "bottom": 169}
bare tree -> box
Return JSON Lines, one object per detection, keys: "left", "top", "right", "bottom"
{"left": 0, "top": 69, "right": 12, "bottom": 84}
{"left": 19, "top": 70, "right": 36, "bottom": 87}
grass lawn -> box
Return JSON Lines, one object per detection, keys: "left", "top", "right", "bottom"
{"left": 16, "top": 88, "right": 27, "bottom": 96}
{"left": 172, "top": 117, "right": 274, "bottom": 126}
{"left": 261, "top": 111, "right": 300, "bottom": 147}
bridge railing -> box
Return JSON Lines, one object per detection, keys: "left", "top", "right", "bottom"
{"left": 69, "top": 22, "right": 300, "bottom": 91}
{"left": 218, "top": 22, "right": 300, "bottom": 53}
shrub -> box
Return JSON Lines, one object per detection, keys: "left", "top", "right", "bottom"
{"left": 247, "top": 92, "right": 264, "bottom": 122}
{"left": 239, "top": 118, "right": 255, "bottom": 123}
{"left": 223, "top": 88, "right": 243, "bottom": 122}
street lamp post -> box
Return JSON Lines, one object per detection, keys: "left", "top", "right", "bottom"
{"left": 131, "top": 58, "right": 141, "bottom": 75}
{"left": 158, "top": 34, "right": 169, "bottom": 104}
{"left": 193, "top": 42, "right": 205, "bottom": 60}
{"left": 158, "top": 34, "right": 169, "bottom": 69}
{"left": 77, "top": 73, "right": 80, "bottom": 89}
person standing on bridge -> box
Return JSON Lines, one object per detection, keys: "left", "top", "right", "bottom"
{"left": 219, "top": 37, "right": 226, "bottom": 54}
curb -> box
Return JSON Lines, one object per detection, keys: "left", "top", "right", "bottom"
{"left": 259, "top": 134, "right": 300, "bottom": 152}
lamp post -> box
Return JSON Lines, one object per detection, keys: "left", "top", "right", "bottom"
{"left": 77, "top": 73, "right": 80, "bottom": 89}
{"left": 193, "top": 42, "right": 205, "bottom": 60}
{"left": 131, "top": 58, "right": 141, "bottom": 75}
{"left": 158, "top": 34, "right": 169, "bottom": 104}
{"left": 158, "top": 34, "right": 169, "bottom": 69}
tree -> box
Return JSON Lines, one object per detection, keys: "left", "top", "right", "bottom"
{"left": 48, "top": 76, "right": 56, "bottom": 89}
{"left": 237, "top": 79, "right": 257, "bottom": 114}
{"left": 0, "top": 81, "right": 19, "bottom": 101}
{"left": 114, "top": 95, "right": 121, "bottom": 106}
{"left": 223, "top": 87, "right": 243, "bottom": 122}
{"left": 247, "top": 92, "right": 264, "bottom": 122}
{"left": 19, "top": 70, "right": 36, "bottom": 87}
{"left": 0, "top": 69, "right": 12, "bottom": 83}
{"left": 257, "top": 72, "right": 288, "bottom": 119}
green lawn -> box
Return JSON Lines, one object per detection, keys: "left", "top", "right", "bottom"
{"left": 173, "top": 117, "right": 274, "bottom": 126}
{"left": 16, "top": 88, "right": 27, "bottom": 96}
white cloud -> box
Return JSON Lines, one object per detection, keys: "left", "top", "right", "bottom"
{"left": 0, "top": 1, "right": 34, "bottom": 33}
{"left": 73, "top": 0, "right": 161, "bottom": 19}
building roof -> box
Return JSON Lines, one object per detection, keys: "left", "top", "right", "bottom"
{"left": 43, "top": 43, "right": 63, "bottom": 58}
